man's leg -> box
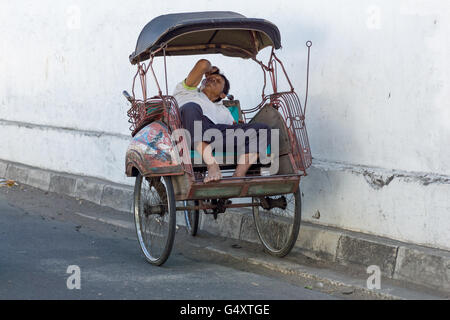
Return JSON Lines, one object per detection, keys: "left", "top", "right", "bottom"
{"left": 195, "top": 141, "right": 222, "bottom": 183}
{"left": 180, "top": 103, "right": 222, "bottom": 183}
{"left": 219, "top": 122, "right": 271, "bottom": 178}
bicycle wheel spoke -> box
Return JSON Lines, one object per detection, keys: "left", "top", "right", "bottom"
{"left": 134, "top": 174, "right": 175, "bottom": 265}
{"left": 253, "top": 191, "right": 301, "bottom": 257}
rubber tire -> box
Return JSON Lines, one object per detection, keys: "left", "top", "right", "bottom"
{"left": 184, "top": 200, "right": 199, "bottom": 236}
{"left": 134, "top": 173, "right": 176, "bottom": 266}
{"left": 252, "top": 189, "right": 301, "bottom": 257}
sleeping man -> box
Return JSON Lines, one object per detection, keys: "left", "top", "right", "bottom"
{"left": 173, "top": 59, "right": 271, "bottom": 183}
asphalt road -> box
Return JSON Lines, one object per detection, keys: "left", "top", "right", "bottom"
{"left": 0, "top": 184, "right": 338, "bottom": 300}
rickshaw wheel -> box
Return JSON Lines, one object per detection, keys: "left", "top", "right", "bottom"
{"left": 252, "top": 189, "right": 301, "bottom": 257}
{"left": 133, "top": 173, "right": 176, "bottom": 266}
{"left": 184, "top": 200, "right": 199, "bottom": 236}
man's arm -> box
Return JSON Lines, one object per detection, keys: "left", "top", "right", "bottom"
{"left": 185, "top": 59, "right": 218, "bottom": 88}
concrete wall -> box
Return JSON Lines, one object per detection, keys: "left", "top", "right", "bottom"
{"left": 1, "top": 1, "right": 449, "bottom": 250}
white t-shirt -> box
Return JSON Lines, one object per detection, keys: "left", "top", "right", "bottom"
{"left": 173, "top": 80, "right": 235, "bottom": 125}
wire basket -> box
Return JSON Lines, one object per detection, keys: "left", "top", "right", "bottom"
{"left": 127, "top": 98, "right": 167, "bottom": 137}
{"left": 269, "top": 92, "right": 312, "bottom": 174}
{"left": 126, "top": 95, "right": 194, "bottom": 175}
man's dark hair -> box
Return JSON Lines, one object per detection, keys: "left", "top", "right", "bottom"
{"left": 211, "top": 70, "right": 230, "bottom": 102}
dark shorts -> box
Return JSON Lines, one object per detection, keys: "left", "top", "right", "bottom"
{"left": 179, "top": 102, "right": 271, "bottom": 155}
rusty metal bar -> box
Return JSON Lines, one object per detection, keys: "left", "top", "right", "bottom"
{"left": 272, "top": 52, "right": 295, "bottom": 92}
{"left": 192, "top": 173, "right": 302, "bottom": 184}
{"left": 176, "top": 202, "right": 259, "bottom": 211}
{"left": 303, "top": 41, "right": 312, "bottom": 115}
{"left": 148, "top": 56, "right": 163, "bottom": 96}
{"left": 160, "top": 44, "right": 255, "bottom": 58}
{"left": 163, "top": 45, "right": 168, "bottom": 96}
{"left": 249, "top": 30, "right": 259, "bottom": 55}
{"left": 131, "top": 67, "right": 140, "bottom": 99}
{"left": 139, "top": 63, "right": 147, "bottom": 101}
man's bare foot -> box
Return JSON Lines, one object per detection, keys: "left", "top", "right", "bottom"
{"left": 232, "top": 153, "right": 258, "bottom": 178}
{"left": 204, "top": 162, "right": 222, "bottom": 183}
{"left": 232, "top": 165, "right": 248, "bottom": 178}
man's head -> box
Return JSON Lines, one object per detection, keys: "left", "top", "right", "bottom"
{"left": 202, "top": 70, "right": 230, "bottom": 103}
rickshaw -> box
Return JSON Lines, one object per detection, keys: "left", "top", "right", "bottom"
{"left": 124, "top": 11, "right": 312, "bottom": 266}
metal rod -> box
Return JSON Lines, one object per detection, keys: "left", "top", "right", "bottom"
{"left": 251, "top": 56, "right": 270, "bottom": 102}
{"left": 139, "top": 63, "right": 147, "bottom": 101}
{"left": 161, "top": 44, "right": 255, "bottom": 58}
{"left": 304, "top": 41, "right": 312, "bottom": 115}
{"left": 250, "top": 30, "right": 259, "bottom": 55}
{"left": 131, "top": 66, "right": 140, "bottom": 99}
{"left": 272, "top": 52, "right": 295, "bottom": 92}
{"left": 163, "top": 45, "right": 169, "bottom": 96}
{"left": 176, "top": 202, "right": 259, "bottom": 211}
{"left": 148, "top": 55, "right": 162, "bottom": 96}
{"left": 193, "top": 173, "right": 302, "bottom": 183}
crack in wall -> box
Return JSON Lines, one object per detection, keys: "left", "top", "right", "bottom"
{"left": 363, "top": 171, "right": 395, "bottom": 190}
{"left": 0, "top": 119, "right": 130, "bottom": 140}
{"left": 313, "top": 159, "right": 450, "bottom": 188}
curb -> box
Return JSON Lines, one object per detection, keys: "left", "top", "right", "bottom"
{"left": 1, "top": 159, "right": 449, "bottom": 295}
{"left": 202, "top": 209, "right": 450, "bottom": 294}
{"left": 198, "top": 241, "right": 442, "bottom": 300}
{"left": 2, "top": 160, "right": 134, "bottom": 213}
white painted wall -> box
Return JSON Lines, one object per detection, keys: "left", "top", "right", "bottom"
{"left": 1, "top": 0, "right": 449, "bottom": 250}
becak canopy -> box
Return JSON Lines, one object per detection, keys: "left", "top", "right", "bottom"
{"left": 129, "top": 11, "right": 282, "bottom": 64}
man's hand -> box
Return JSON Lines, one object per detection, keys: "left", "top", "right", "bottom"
{"left": 205, "top": 66, "right": 219, "bottom": 77}
{"left": 186, "top": 60, "right": 221, "bottom": 88}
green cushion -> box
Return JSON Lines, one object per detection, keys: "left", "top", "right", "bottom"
{"left": 227, "top": 105, "right": 240, "bottom": 123}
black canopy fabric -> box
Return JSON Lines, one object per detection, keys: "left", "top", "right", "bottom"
{"left": 129, "top": 11, "right": 281, "bottom": 64}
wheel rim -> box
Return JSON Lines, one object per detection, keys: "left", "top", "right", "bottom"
{"left": 135, "top": 175, "right": 174, "bottom": 264}
{"left": 252, "top": 191, "right": 300, "bottom": 256}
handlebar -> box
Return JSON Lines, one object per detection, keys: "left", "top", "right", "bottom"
{"left": 123, "top": 90, "right": 134, "bottom": 103}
